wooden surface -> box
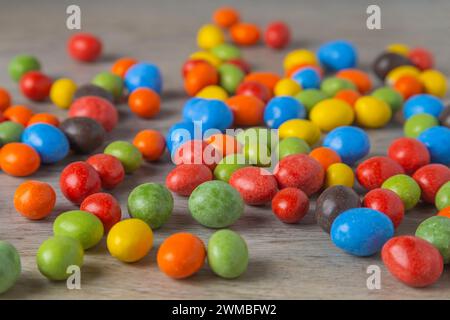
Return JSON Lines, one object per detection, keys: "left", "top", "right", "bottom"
{"left": 0, "top": 0, "right": 449, "bottom": 299}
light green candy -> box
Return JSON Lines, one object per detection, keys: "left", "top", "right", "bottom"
{"left": 218, "top": 63, "right": 245, "bottom": 94}
{"left": 320, "top": 77, "right": 356, "bottom": 97}
{"left": 0, "top": 121, "right": 24, "bottom": 146}
{"left": 0, "top": 241, "right": 21, "bottom": 294}
{"left": 213, "top": 154, "right": 249, "bottom": 182}
{"left": 276, "top": 137, "right": 311, "bottom": 160}
{"left": 416, "top": 216, "right": 450, "bottom": 263}
{"left": 381, "top": 174, "right": 421, "bottom": 210}
{"left": 8, "top": 54, "right": 41, "bottom": 82}
{"left": 211, "top": 43, "right": 241, "bottom": 61}
{"left": 372, "top": 87, "right": 404, "bottom": 113}
{"left": 404, "top": 113, "right": 438, "bottom": 138}
{"left": 104, "top": 141, "right": 143, "bottom": 173}
{"left": 436, "top": 181, "right": 450, "bottom": 211}
{"left": 236, "top": 127, "right": 277, "bottom": 151}
{"left": 295, "top": 89, "right": 328, "bottom": 113}
{"left": 92, "top": 71, "right": 123, "bottom": 100}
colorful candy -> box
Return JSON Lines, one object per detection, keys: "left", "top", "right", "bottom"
{"left": 371, "top": 86, "right": 403, "bottom": 113}
{"left": 277, "top": 137, "right": 311, "bottom": 160}
{"left": 212, "top": 7, "right": 239, "bottom": 28}
{"left": 19, "top": 71, "right": 52, "bottom": 101}
{"left": 419, "top": 69, "right": 447, "bottom": 97}
{"left": 230, "top": 23, "right": 260, "bottom": 46}
{"left": 124, "top": 62, "right": 163, "bottom": 94}
{"left": 0, "top": 121, "right": 24, "bottom": 146}
{"left": 226, "top": 95, "right": 264, "bottom": 126}
{"left": 412, "top": 164, "right": 450, "bottom": 204}
{"left": 166, "top": 164, "right": 212, "bottom": 196}
{"left": 104, "top": 141, "right": 142, "bottom": 173}
{"left": 323, "top": 126, "right": 370, "bottom": 165}
{"left": 309, "top": 146, "right": 341, "bottom": 170}
{"left": 80, "top": 193, "right": 122, "bottom": 232}
{"left": 403, "top": 94, "right": 444, "bottom": 119}
{"left": 111, "top": 57, "right": 137, "bottom": 78}
{"left": 0, "top": 142, "right": 40, "bottom": 176}
{"left": 86, "top": 154, "right": 125, "bottom": 189}
{"left": 317, "top": 40, "right": 357, "bottom": 71}
{"left": 325, "top": 163, "right": 355, "bottom": 188}
{"left": 69, "top": 96, "right": 118, "bottom": 132}
{"left": 73, "top": 83, "right": 114, "bottom": 103}
{"left": 417, "top": 126, "right": 450, "bottom": 165}
{"left": 354, "top": 96, "right": 392, "bottom": 128}
{"left": 27, "top": 113, "right": 60, "bottom": 127}
{"left": 197, "top": 24, "right": 225, "bottom": 50}
{"left": 416, "top": 216, "right": 450, "bottom": 264}
{"left": 387, "top": 137, "right": 430, "bottom": 174}
{"left": 356, "top": 156, "right": 404, "bottom": 190}
{"left": 403, "top": 113, "right": 438, "bottom": 138}
{"left": 67, "top": 33, "right": 102, "bottom": 62}
{"left": 0, "top": 241, "right": 21, "bottom": 294}
{"left": 60, "top": 161, "right": 101, "bottom": 204}
{"left": 272, "top": 187, "right": 309, "bottom": 223}
{"left": 128, "top": 87, "right": 161, "bottom": 119}
{"left": 229, "top": 167, "right": 278, "bottom": 205}
{"left": 372, "top": 52, "right": 411, "bottom": 80}
{"left": 14, "top": 180, "right": 56, "bottom": 220}
{"left": 278, "top": 119, "right": 321, "bottom": 146}
{"left": 132, "top": 129, "right": 166, "bottom": 161}
{"left": 0, "top": 87, "right": 11, "bottom": 111}
{"left": 218, "top": 63, "right": 245, "bottom": 94}
{"left": 60, "top": 117, "right": 105, "bottom": 154}
{"left": 8, "top": 54, "right": 40, "bottom": 82}
{"left": 4, "top": 105, "right": 33, "bottom": 126}
{"left": 435, "top": 181, "right": 450, "bottom": 211}
{"left": 264, "top": 21, "right": 291, "bottom": 49}
{"left": 381, "top": 174, "right": 421, "bottom": 210}
{"left": 264, "top": 96, "right": 306, "bottom": 129}
{"left": 310, "top": 98, "right": 354, "bottom": 131}
{"left": 363, "top": 188, "right": 404, "bottom": 228}
{"left": 213, "top": 154, "right": 249, "bottom": 182}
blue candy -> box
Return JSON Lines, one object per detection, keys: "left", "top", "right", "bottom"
{"left": 403, "top": 94, "right": 444, "bottom": 119}
{"left": 323, "top": 126, "right": 370, "bottom": 165}
{"left": 264, "top": 96, "right": 306, "bottom": 129}
{"left": 166, "top": 121, "right": 206, "bottom": 154}
{"left": 182, "top": 99, "right": 233, "bottom": 132}
{"left": 291, "top": 67, "right": 321, "bottom": 89}
{"left": 418, "top": 126, "right": 450, "bottom": 165}
{"left": 124, "top": 62, "right": 162, "bottom": 94}
{"left": 330, "top": 208, "right": 394, "bottom": 257}
{"left": 182, "top": 98, "right": 204, "bottom": 120}
{"left": 317, "top": 40, "right": 357, "bottom": 71}
{"left": 22, "top": 123, "right": 69, "bottom": 164}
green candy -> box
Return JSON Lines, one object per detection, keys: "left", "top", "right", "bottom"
{"left": 189, "top": 181, "right": 244, "bottom": 228}
{"left": 8, "top": 54, "right": 41, "bottom": 82}
{"left": 211, "top": 43, "right": 241, "bottom": 61}
{"left": 416, "top": 216, "right": 450, "bottom": 263}
{"left": 276, "top": 137, "right": 311, "bottom": 160}
{"left": 236, "top": 127, "right": 277, "bottom": 151}
{"left": 0, "top": 121, "right": 24, "bottom": 146}
{"left": 53, "top": 210, "right": 104, "bottom": 250}
{"left": 436, "top": 181, "right": 450, "bottom": 210}
{"left": 403, "top": 113, "right": 439, "bottom": 138}
{"left": 320, "top": 77, "right": 355, "bottom": 97}
{"left": 382, "top": 174, "right": 421, "bottom": 210}
{"left": 207, "top": 229, "right": 248, "bottom": 279}
{"left": 243, "top": 141, "right": 271, "bottom": 167}
{"left": 218, "top": 63, "right": 245, "bottom": 94}
{"left": 104, "top": 141, "right": 142, "bottom": 173}
{"left": 372, "top": 87, "right": 404, "bottom": 113}
{"left": 0, "top": 241, "right": 21, "bottom": 294}
{"left": 213, "top": 154, "right": 249, "bottom": 182}
{"left": 91, "top": 71, "right": 123, "bottom": 100}
{"left": 127, "top": 183, "right": 173, "bottom": 229}
{"left": 295, "top": 89, "right": 328, "bottom": 113}
{"left": 36, "top": 236, "right": 84, "bottom": 281}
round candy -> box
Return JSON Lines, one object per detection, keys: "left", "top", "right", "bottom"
{"left": 355, "top": 96, "right": 392, "bottom": 128}
{"left": 371, "top": 86, "right": 404, "bottom": 113}
{"left": 27, "top": 113, "right": 59, "bottom": 127}
{"left": 211, "top": 43, "right": 241, "bottom": 61}
{"left": 419, "top": 69, "right": 447, "bottom": 98}
{"left": 166, "top": 121, "right": 198, "bottom": 154}
{"left": 404, "top": 113, "right": 438, "bottom": 138}
{"left": 283, "top": 49, "right": 318, "bottom": 71}
{"left": 0, "top": 121, "right": 24, "bottom": 146}
{"left": 323, "top": 126, "right": 370, "bottom": 165}
{"left": 124, "top": 62, "right": 163, "bottom": 94}
{"left": 382, "top": 236, "right": 443, "bottom": 287}
{"left": 363, "top": 188, "right": 404, "bottom": 229}
{"left": 320, "top": 77, "right": 355, "bottom": 96}
{"left": 205, "top": 133, "right": 240, "bottom": 156}
{"left": 334, "top": 89, "right": 361, "bottom": 107}
{"left": 336, "top": 69, "right": 372, "bottom": 94}
{"left": 188, "top": 180, "right": 244, "bottom": 228}
{"left": 325, "top": 163, "right": 355, "bottom": 188}
{"left": 111, "top": 57, "right": 137, "bottom": 78}
{"left": 230, "top": 23, "right": 260, "bottom": 46}
{"left": 277, "top": 137, "right": 310, "bottom": 160}
{"left": 86, "top": 154, "right": 125, "bottom": 189}
{"left": 403, "top": 94, "right": 444, "bottom": 119}
{"left": 436, "top": 181, "right": 450, "bottom": 211}
{"left": 244, "top": 72, "right": 280, "bottom": 92}
{"left": 309, "top": 146, "right": 341, "bottom": 170}
{"left": 212, "top": 6, "right": 239, "bottom": 28}
{"left": 208, "top": 230, "right": 248, "bottom": 279}
{"left": 196, "top": 85, "right": 228, "bottom": 100}
{"left": 197, "top": 24, "right": 224, "bottom": 50}
{"left": 372, "top": 52, "right": 411, "bottom": 80}
{"left": 387, "top": 43, "right": 410, "bottom": 56}
{"left": 91, "top": 72, "right": 123, "bottom": 101}
{"left": 292, "top": 67, "right": 321, "bottom": 90}
{"left": 412, "top": 164, "right": 450, "bottom": 204}
{"left": 226, "top": 95, "right": 264, "bottom": 126}
{"left": 264, "top": 21, "right": 291, "bottom": 49}
{"left": 73, "top": 84, "right": 114, "bottom": 103}
{"left": 317, "top": 40, "right": 357, "bottom": 71}
{"left": 236, "top": 81, "right": 271, "bottom": 103}
{"left": 60, "top": 117, "right": 105, "bottom": 154}
{"left": 278, "top": 119, "right": 321, "bottom": 146}
{"left": 356, "top": 156, "right": 404, "bottom": 190}
{"left": 80, "top": 193, "right": 122, "bottom": 232}
{"left": 393, "top": 75, "right": 423, "bottom": 99}
{"left": 14, "top": 180, "right": 55, "bottom": 220}
{"left": 416, "top": 216, "right": 450, "bottom": 264}
{"left": 53, "top": 210, "right": 104, "bottom": 250}
{"left": 189, "top": 51, "right": 221, "bottom": 68}
{"left": 218, "top": 63, "right": 245, "bottom": 94}
{"left": 4, "top": 105, "right": 33, "bottom": 126}
{"left": 310, "top": 98, "right": 354, "bottom": 132}
{"left": 104, "top": 141, "right": 142, "bottom": 174}
{"left": 227, "top": 58, "right": 251, "bottom": 74}
{"left": 381, "top": 174, "right": 421, "bottom": 210}
{"left": 386, "top": 65, "right": 420, "bottom": 85}
{"left": 0, "top": 142, "right": 40, "bottom": 176}
{"left": 294, "top": 89, "right": 327, "bottom": 113}
{"left": 166, "top": 164, "right": 212, "bottom": 196}
{"left": 157, "top": 233, "right": 205, "bottom": 279}
{"left": 19, "top": 71, "right": 52, "bottom": 101}
{"left": 0, "top": 241, "right": 21, "bottom": 294}
{"left": 213, "top": 154, "right": 249, "bottom": 183}
{"left": 184, "top": 62, "right": 218, "bottom": 96}
{"left": 133, "top": 129, "right": 166, "bottom": 161}
{"left": 264, "top": 96, "right": 306, "bottom": 129}
{"left": 418, "top": 126, "right": 450, "bottom": 165}
{"left": 438, "top": 207, "right": 450, "bottom": 218}
{"left": 8, "top": 54, "right": 40, "bottom": 82}
{"left": 0, "top": 87, "right": 11, "bottom": 112}
{"left": 36, "top": 236, "right": 84, "bottom": 281}
{"left": 127, "top": 183, "right": 173, "bottom": 229}
{"left": 408, "top": 47, "right": 434, "bottom": 70}
{"left": 330, "top": 208, "right": 394, "bottom": 256}
{"left": 69, "top": 96, "right": 118, "bottom": 132}
{"left": 387, "top": 137, "right": 430, "bottom": 174}
{"left": 229, "top": 167, "right": 278, "bottom": 205}
{"left": 183, "top": 99, "right": 233, "bottom": 132}
{"left": 107, "top": 219, "right": 153, "bottom": 263}
{"left": 128, "top": 88, "right": 160, "bottom": 118}
{"left": 60, "top": 161, "right": 102, "bottom": 205}
{"left": 274, "top": 78, "right": 301, "bottom": 97}
{"left": 173, "top": 140, "right": 221, "bottom": 170}
{"left": 67, "top": 33, "right": 102, "bottom": 62}
{"left": 49, "top": 78, "right": 77, "bottom": 109}
{"left": 272, "top": 187, "right": 309, "bottom": 223}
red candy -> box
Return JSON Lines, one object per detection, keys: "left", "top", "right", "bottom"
{"left": 67, "top": 33, "right": 102, "bottom": 62}
{"left": 19, "top": 71, "right": 52, "bottom": 101}
{"left": 80, "top": 193, "right": 122, "bottom": 231}
{"left": 264, "top": 21, "right": 291, "bottom": 49}
{"left": 173, "top": 140, "right": 222, "bottom": 170}
{"left": 227, "top": 58, "right": 251, "bottom": 74}
{"left": 387, "top": 137, "right": 430, "bottom": 174}
{"left": 274, "top": 154, "right": 324, "bottom": 196}
{"left": 363, "top": 188, "right": 404, "bottom": 228}
{"left": 382, "top": 235, "right": 443, "bottom": 288}
{"left": 229, "top": 167, "right": 278, "bottom": 205}
{"left": 236, "top": 81, "right": 271, "bottom": 103}
{"left": 412, "top": 164, "right": 450, "bottom": 204}
{"left": 181, "top": 59, "right": 208, "bottom": 78}
{"left": 60, "top": 161, "right": 102, "bottom": 205}
{"left": 407, "top": 47, "right": 434, "bottom": 71}
{"left": 166, "top": 164, "right": 212, "bottom": 196}
{"left": 356, "top": 156, "right": 404, "bottom": 190}
{"left": 271, "top": 187, "right": 309, "bottom": 223}
{"left": 69, "top": 96, "right": 118, "bottom": 132}
{"left": 86, "top": 154, "right": 125, "bottom": 190}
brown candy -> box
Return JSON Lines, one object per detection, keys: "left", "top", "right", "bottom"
{"left": 372, "top": 52, "right": 412, "bottom": 80}
{"left": 60, "top": 117, "right": 105, "bottom": 154}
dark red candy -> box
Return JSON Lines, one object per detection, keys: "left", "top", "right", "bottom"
{"left": 67, "top": 33, "right": 102, "bottom": 62}
{"left": 408, "top": 47, "right": 434, "bottom": 71}
{"left": 229, "top": 166, "right": 278, "bottom": 205}
{"left": 80, "top": 192, "right": 122, "bottom": 231}
{"left": 382, "top": 235, "right": 444, "bottom": 288}
{"left": 356, "top": 156, "right": 404, "bottom": 190}
{"left": 166, "top": 164, "right": 212, "bottom": 196}
{"left": 19, "top": 71, "right": 52, "bottom": 101}
{"left": 412, "top": 164, "right": 450, "bottom": 203}
{"left": 363, "top": 188, "right": 404, "bottom": 228}
{"left": 86, "top": 154, "right": 125, "bottom": 189}
{"left": 236, "top": 81, "right": 271, "bottom": 103}
{"left": 60, "top": 161, "right": 102, "bottom": 204}
{"left": 387, "top": 137, "right": 430, "bottom": 174}
{"left": 264, "top": 21, "right": 291, "bottom": 49}
{"left": 271, "top": 187, "right": 309, "bottom": 223}
{"left": 69, "top": 96, "right": 118, "bottom": 132}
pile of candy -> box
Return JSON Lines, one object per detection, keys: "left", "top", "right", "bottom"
{"left": 1, "top": 6, "right": 450, "bottom": 294}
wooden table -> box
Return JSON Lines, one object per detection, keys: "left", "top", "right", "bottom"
{"left": 0, "top": 0, "right": 449, "bottom": 299}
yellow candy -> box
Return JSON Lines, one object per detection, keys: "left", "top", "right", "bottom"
{"left": 385, "top": 65, "right": 420, "bottom": 85}
{"left": 326, "top": 163, "right": 354, "bottom": 188}
{"left": 197, "top": 24, "right": 225, "bottom": 50}
{"left": 278, "top": 119, "right": 321, "bottom": 146}
{"left": 309, "top": 98, "right": 354, "bottom": 132}
{"left": 274, "top": 78, "right": 302, "bottom": 96}
{"left": 196, "top": 85, "right": 229, "bottom": 100}
{"left": 419, "top": 69, "right": 448, "bottom": 98}
{"left": 386, "top": 43, "right": 410, "bottom": 56}
{"left": 355, "top": 96, "right": 392, "bottom": 129}
{"left": 283, "top": 49, "right": 317, "bottom": 71}
{"left": 107, "top": 219, "right": 153, "bottom": 263}
{"left": 189, "top": 51, "right": 222, "bottom": 68}
{"left": 50, "top": 78, "right": 77, "bottom": 109}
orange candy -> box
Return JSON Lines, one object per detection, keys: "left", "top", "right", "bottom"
{"left": 393, "top": 75, "right": 423, "bottom": 99}
{"left": 4, "top": 105, "right": 34, "bottom": 126}
{"left": 336, "top": 69, "right": 372, "bottom": 94}
{"left": 184, "top": 63, "right": 219, "bottom": 96}
{"left": 0, "top": 142, "right": 40, "bottom": 176}
{"left": 128, "top": 88, "right": 161, "bottom": 118}
{"left": 437, "top": 207, "right": 450, "bottom": 219}
{"left": 14, "top": 180, "right": 56, "bottom": 220}
{"left": 0, "top": 87, "right": 11, "bottom": 112}
{"left": 244, "top": 72, "right": 280, "bottom": 94}
{"left": 226, "top": 95, "right": 265, "bottom": 126}
{"left": 205, "top": 133, "right": 241, "bottom": 156}
{"left": 157, "top": 232, "right": 206, "bottom": 279}
{"left": 309, "top": 147, "right": 342, "bottom": 170}
{"left": 230, "top": 23, "right": 260, "bottom": 46}
{"left": 111, "top": 57, "right": 137, "bottom": 78}
{"left": 133, "top": 129, "right": 166, "bottom": 161}
{"left": 334, "top": 89, "right": 361, "bottom": 107}
{"left": 27, "top": 113, "right": 60, "bottom": 127}
{"left": 213, "top": 7, "right": 239, "bottom": 28}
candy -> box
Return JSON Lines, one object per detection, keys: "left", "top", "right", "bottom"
{"left": 0, "top": 142, "right": 40, "bottom": 176}
{"left": 19, "top": 71, "right": 52, "bottom": 101}
{"left": 334, "top": 89, "right": 361, "bottom": 107}
{"left": 292, "top": 67, "right": 321, "bottom": 90}
{"left": 229, "top": 167, "right": 278, "bottom": 205}
{"left": 371, "top": 86, "right": 403, "bottom": 113}
{"left": 218, "top": 63, "right": 245, "bottom": 94}
{"left": 439, "top": 107, "right": 450, "bottom": 128}
{"left": 372, "top": 52, "right": 411, "bottom": 80}
{"left": 325, "top": 163, "right": 355, "bottom": 188}
{"left": 184, "top": 62, "right": 218, "bottom": 96}
{"left": 111, "top": 57, "right": 137, "bottom": 78}
{"left": 264, "top": 21, "right": 291, "bottom": 49}
{"left": 439, "top": 207, "right": 450, "bottom": 218}
{"left": 196, "top": 85, "right": 228, "bottom": 100}
{"left": 14, "top": 180, "right": 55, "bottom": 220}
{"left": 69, "top": 96, "right": 118, "bottom": 132}
{"left": 184, "top": 99, "right": 233, "bottom": 132}
{"left": 244, "top": 72, "right": 280, "bottom": 92}
{"left": 387, "top": 137, "right": 430, "bottom": 174}
{"left": 166, "top": 121, "right": 198, "bottom": 153}
{"left": 435, "top": 181, "right": 450, "bottom": 210}
{"left": 412, "top": 164, "right": 450, "bottom": 204}
{"left": 310, "top": 98, "right": 354, "bottom": 132}
{"left": 73, "top": 84, "right": 114, "bottom": 103}
{"left": 356, "top": 156, "right": 404, "bottom": 190}
{"left": 381, "top": 174, "right": 421, "bottom": 210}
{"left": 407, "top": 47, "right": 434, "bottom": 70}
{"left": 104, "top": 141, "right": 142, "bottom": 173}
{"left": 197, "top": 24, "right": 224, "bottom": 50}
{"left": 236, "top": 127, "right": 276, "bottom": 152}
{"left": 36, "top": 236, "right": 84, "bottom": 281}
{"left": 226, "top": 95, "right": 264, "bottom": 126}
{"left": 264, "top": 96, "right": 306, "bottom": 129}
{"left": 213, "top": 154, "right": 249, "bottom": 182}
{"left": 0, "top": 87, "right": 11, "bottom": 111}
{"left": 188, "top": 180, "right": 244, "bottom": 228}
{"left": 330, "top": 208, "right": 394, "bottom": 256}
{"left": 28, "top": 113, "right": 60, "bottom": 127}
{"left": 208, "top": 230, "right": 248, "bottom": 279}
{"left": 189, "top": 51, "right": 221, "bottom": 68}
{"left": 157, "top": 233, "right": 205, "bottom": 279}
{"left": 403, "top": 113, "right": 438, "bottom": 138}
{"left": 125, "top": 62, "right": 163, "bottom": 94}
{"left": 355, "top": 96, "right": 392, "bottom": 128}
{"left": 419, "top": 69, "right": 447, "bottom": 98}
{"left": 382, "top": 236, "right": 443, "bottom": 287}
{"left": 173, "top": 140, "right": 221, "bottom": 170}
{"left": 166, "top": 164, "right": 212, "bottom": 196}
{"left": 133, "top": 129, "right": 166, "bottom": 161}
{"left": 53, "top": 210, "right": 104, "bottom": 250}
{"left": 277, "top": 137, "right": 311, "bottom": 160}
{"left": 236, "top": 81, "right": 271, "bottom": 103}
{"left": 283, "top": 49, "right": 318, "bottom": 71}
{"left": 80, "top": 193, "right": 122, "bottom": 232}
{"left": 4, "top": 105, "right": 33, "bottom": 126}
{"left": 60, "top": 161, "right": 102, "bottom": 204}
{"left": 127, "top": 183, "right": 173, "bottom": 229}
{"left": 128, "top": 87, "right": 160, "bottom": 118}
{"left": 205, "top": 133, "right": 240, "bottom": 156}
{"left": 107, "top": 219, "right": 153, "bottom": 263}
{"left": 230, "top": 23, "right": 260, "bottom": 46}
{"left": 317, "top": 40, "right": 357, "bottom": 71}
{"left": 393, "top": 75, "right": 423, "bottom": 99}
{"left": 211, "top": 43, "right": 241, "bottom": 61}
{"left": 8, "top": 54, "right": 40, "bottom": 82}
{"left": 60, "top": 117, "right": 105, "bottom": 154}
{"left": 403, "top": 94, "right": 444, "bottom": 119}
{"left": 309, "top": 146, "right": 341, "bottom": 170}
{"left": 416, "top": 216, "right": 450, "bottom": 264}
{"left": 320, "top": 77, "right": 355, "bottom": 96}
{"left": 386, "top": 65, "right": 420, "bottom": 85}
{"left": 227, "top": 58, "right": 251, "bottom": 74}
{"left": 212, "top": 7, "right": 239, "bottom": 28}
{"left": 335, "top": 69, "right": 372, "bottom": 94}
{"left": 278, "top": 119, "right": 321, "bottom": 146}
{"left": 294, "top": 89, "right": 327, "bottom": 113}
{"left": 0, "top": 241, "right": 21, "bottom": 294}
{"left": 363, "top": 188, "right": 404, "bottom": 228}
{"left": 67, "top": 33, "right": 102, "bottom": 62}
{"left": 91, "top": 71, "right": 123, "bottom": 101}
{"left": 0, "top": 121, "right": 24, "bottom": 146}
{"left": 86, "top": 154, "right": 125, "bottom": 189}
{"left": 323, "top": 126, "right": 370, "bottom": 165}
{"left": 418, "top": 126, "right": 450, "bottom": 165}
{"left": 274, "top": 78, "right": 301, "bottom": 97}
{"left": 272, "top": 187, "right": 309, "bottom": 223}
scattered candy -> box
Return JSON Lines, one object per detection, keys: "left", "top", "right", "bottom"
{"left": 272, "top": 187, "right": 309, "bottom": 223}
{"left": 356, "top": 156, "right": 404, "bottom": 190}
{"left": 264, "top": 96, "right": 306, "bottom": 129}
{"left": 0, "top": 241, "right": 21, "bottom": 294}
{"left": 8, "top": 54, "right": 40, "bottom": 82}
{"left": 86, "top": 154, "right": 125, "bottom": 189}
{"left": 132, "top": 129, "right": 166, "bottom": 161}
{"left": 416, "top": 216, "right": 450, "bottom": 264}
{"left": 166, "top": 164, "right": 212, "bottom": 196}
{"left": 412, "top": 164, "right": 450, "bottom": 204}
{"left": 60, "top": 117, "right": 105, "bottom": 154}
{"left": 67, "top": 33, "right": 102, "bottom": 62}
{"left": 387, "top": 137, "right": 430, "bottom": 174}
{"left": 128, "top": 87, "right": 161, "bottom": 119}
{"left": 19, "top": 71, "right": 52, "bottom": 101}
{"left": 104, "top": 141, "right": 142, "bottom": 173}
{"left": 417, "top": 126, "right": 450, "bottom": 165}
{"left": 323, "top": 126, "right": 370, "bottom": 165}
{"left": 60, "top": 161, "right": 102, "bottom": 205}
{"left": 435, "top": 181, "right": 450, "bottom": 211}
{"left": 363, "top": 188, "right": 404, "bottom": 228}
{"left": 14, "top": 180, "right": 56, "bottom": 220}
{"left": 69, "top": 96, "right": 118, "bottom": 132}
{"left": 80, "top": 193, "right": 122, "bottom": 232}
{"left": 325, "top": 163, "right": 355, "bottom": 188}
{"left": 264, "top": 21, "right": 291, "bottom": 49}
{"left": 0, "top": 142, "right": 40, "bottom": 176}
{"left": 381, "top": 174, "right": 421, "bottom": 210}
